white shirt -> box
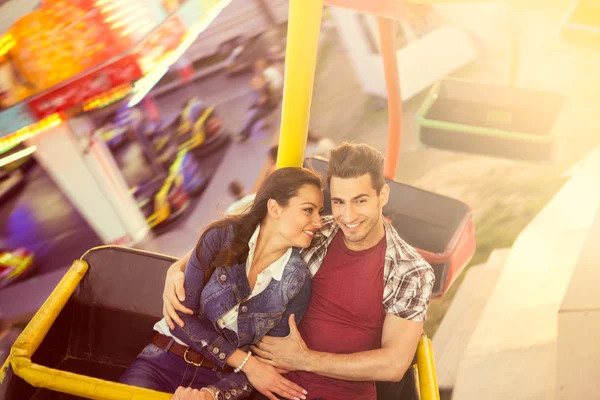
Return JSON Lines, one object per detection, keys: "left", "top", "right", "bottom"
{"left": 217, "top": 225, "right": 291, "bottom": 333}
{"left": 153, "top": 225, "right": 291, "bottom": 341}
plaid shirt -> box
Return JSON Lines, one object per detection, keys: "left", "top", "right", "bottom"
{"left": 299, "top": 216, "right": 435, "bottom": 321}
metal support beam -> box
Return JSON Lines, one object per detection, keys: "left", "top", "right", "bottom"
{"left": 378, "top": 17, "right": 402, "bottom": 179}
{"left": 276, "top": 0, "right": 323, "bottom": 169}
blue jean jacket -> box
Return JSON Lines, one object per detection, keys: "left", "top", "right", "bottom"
{"left": 172, "top": 225, "right": 312, "bottom": 399}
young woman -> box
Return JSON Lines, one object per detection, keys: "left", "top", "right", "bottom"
{"left": 120, "top": 168, "right": 324, "bottom": 400}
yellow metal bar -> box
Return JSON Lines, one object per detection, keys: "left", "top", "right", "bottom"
{"left": 276, "top": 0, "right": 324, "bottom": 169}
{"left": 3, "top": 258, "right": 171, "bottom": 399}
{"left": 417, "top": 333, "right": 440, "bottom": 400}
{"left": 8, "top": 261, "right": 88, "bottom": 361}
{"left": 12, "top": 359, "right": 170, "bottom": 400}
{"left": 0, "top": 262, "right": 88, "bottom": 384}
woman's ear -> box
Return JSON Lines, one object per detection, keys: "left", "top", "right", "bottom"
{"left": 267, "top": 198, "right": 281, "bottom": 219}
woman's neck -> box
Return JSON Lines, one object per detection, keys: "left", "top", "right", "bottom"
{"left": 252, "top": 220, "right": 288, "bottom": 272}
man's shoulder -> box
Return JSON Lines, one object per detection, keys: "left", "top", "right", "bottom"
{"left": 298, "top": 216, "right": 336, "bottom": 268}
{"left": 384, "top": 222, "right": 434, "bottom": 278}
{"left": 384, "top": 221, "right": 424, "bottom": 261}
{"left": 313, "top": 216, "right": 337, "bottom": 244}
{"left": 319, "top": 215, "right": 336, "bottom": 234}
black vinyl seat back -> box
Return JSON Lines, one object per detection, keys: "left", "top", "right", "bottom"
{"left": 303, "top": 156, "right": 470, "bottom": 253}
{"left": 9, "top": 247, "right": 177, "bottom": 400}
{"left": 4, "top": 246, "right": 425, "bottom": 400}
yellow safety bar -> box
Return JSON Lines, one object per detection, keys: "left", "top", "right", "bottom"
{"left": 0, "top": 260, "right": 171, "bottom": 399}
{"left": 418, "top": 333, "right": 440, "bottom": 400}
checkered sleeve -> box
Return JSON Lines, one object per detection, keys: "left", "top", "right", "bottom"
{"left": 299, "top": 216, "right": 336, "bottom": 277}
{"left": 385, "top": 258, "right": 435, "bottom": 321}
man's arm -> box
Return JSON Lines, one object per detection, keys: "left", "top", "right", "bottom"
{"left": 253, "top": 313, "right": 421, "bottom": 382}
{"left": 304, "top": 314, "right": 421, "bottom": 381}
{"left": 163, "top": 249, "right": 193, "bottom": 330}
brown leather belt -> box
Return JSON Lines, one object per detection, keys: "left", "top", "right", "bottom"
{"left": 151, "top": 333, "right": 234, "bottom": 373}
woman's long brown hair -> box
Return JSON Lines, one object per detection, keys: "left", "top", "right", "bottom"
{"left": 196, "top": 167, "right": 322, "bottom": 283}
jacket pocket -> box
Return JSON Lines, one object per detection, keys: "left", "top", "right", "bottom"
{"left": 201, "top": 268, "right": 233, "bottom": 306}
{"left": 252, "top": 312, "right": 284, "bottom": 343}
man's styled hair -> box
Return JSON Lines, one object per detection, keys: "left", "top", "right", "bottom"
{"left": 327, "top": 142, "right": 386, "bottom": 193}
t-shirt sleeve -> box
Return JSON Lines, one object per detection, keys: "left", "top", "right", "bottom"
{"left": 386, "top": 258, "right": 435, "bottom": 322}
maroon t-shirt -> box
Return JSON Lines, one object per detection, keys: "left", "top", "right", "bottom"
{"left": 287, "top": 231, "right": 386, "bottom": 400}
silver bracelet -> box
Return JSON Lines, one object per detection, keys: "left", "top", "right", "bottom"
{"left": 234, "top": 350, "right": 252, "bottom": 373}
{"left": 200, "top": 387, "right": 216, "bottom": 400}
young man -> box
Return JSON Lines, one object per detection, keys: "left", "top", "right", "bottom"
{"left": 162, "top": 143, "right": 435, "bottom": 400}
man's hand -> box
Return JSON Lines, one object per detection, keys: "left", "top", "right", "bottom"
{"left": 243, "top": 355, "right": 307, "bottom": 400}
{"left": 251, "top": 314, "right": 309, "bottom": 372}
{"left": 171, "top": 386, "right": 212, "bottom": 400}
{"left": 163, "top": 251, "right": 193, "bottom": 330}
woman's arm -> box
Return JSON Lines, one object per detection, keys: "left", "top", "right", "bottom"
{"left": 205, "top": 355, "right": 307, "bottom": 400}
{"left": 171, "top": 228, "right": 238, "bottom": 367}
{"left": 170, "top": 234, "right": 308, "bottom": 400}
{"left": 207, "top": 274, "right": 312, "bottom": 400}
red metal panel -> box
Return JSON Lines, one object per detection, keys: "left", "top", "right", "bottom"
{"left": 28, "top": 55, "right": 143, "bottom": 120}
{"left": 417, "top": 212, "right": 476, "bottom": 298}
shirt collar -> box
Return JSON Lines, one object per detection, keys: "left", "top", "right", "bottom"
{"left": 318, "top": 215, "right": 338, "bottom": 238}
{"left": 246, "top": 224, "right": 291, "bottom": 281}
{"left": 315, "top": 216, "right": 410, "bottom": 261}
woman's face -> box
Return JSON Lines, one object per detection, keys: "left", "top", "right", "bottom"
{"left": 276, "top": 184, "right": 324, "bottom": 248}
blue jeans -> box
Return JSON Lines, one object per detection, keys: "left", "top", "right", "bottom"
{"left": 120, "top": 341, "right": 221, "bottom": 393}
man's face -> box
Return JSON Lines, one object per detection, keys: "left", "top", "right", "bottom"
{"left": 329, "top": 173, "right": 389, "bottom": 251}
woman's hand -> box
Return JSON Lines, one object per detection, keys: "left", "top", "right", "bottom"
{"left": 171, "top": 386, "right": 213, "bottom": 400}
{"left": 243, "top": 356, "right": 307, "bottom": 400}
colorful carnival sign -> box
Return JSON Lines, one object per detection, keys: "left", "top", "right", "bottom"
{"left": 28, "top": 55, "right": 143, "bottom": 119}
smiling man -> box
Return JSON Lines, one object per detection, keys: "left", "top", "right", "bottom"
{"left": 162, "top": 143, "right": 435, "bottom": 400}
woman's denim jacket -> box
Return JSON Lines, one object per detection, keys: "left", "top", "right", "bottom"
{"left": 172, "top": 225, "right": 312, "bottom": 399}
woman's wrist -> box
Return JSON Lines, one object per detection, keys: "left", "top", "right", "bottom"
{"left": 234, "top": 351, "right": 252, "bottom": 373}
{"left": 242, "top": 355, "right": 261, "bottom": 377}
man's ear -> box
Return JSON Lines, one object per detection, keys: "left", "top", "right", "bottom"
{"left": 267, "top": 198, "right": 281, "bottom": 219}
{"left": 380, "top": 184, "right": 390, "bottom": 207}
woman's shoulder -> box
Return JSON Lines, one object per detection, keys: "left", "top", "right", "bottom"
{"left": 285, "top": 248, "right": 311, "bottom": 279}
{"left": 279, "top": 249, "right": 311, "bottom": 300}
{"left": 200, "top": 224, "right": 235, "bottom": 247}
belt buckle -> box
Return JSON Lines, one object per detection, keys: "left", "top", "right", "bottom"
{"left": 183, "top": 348, "right": 204, "bottom": 367}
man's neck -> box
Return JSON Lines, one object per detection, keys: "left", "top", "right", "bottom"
{"left": 343, "top": 221, "right": 385, "bottom": 251}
